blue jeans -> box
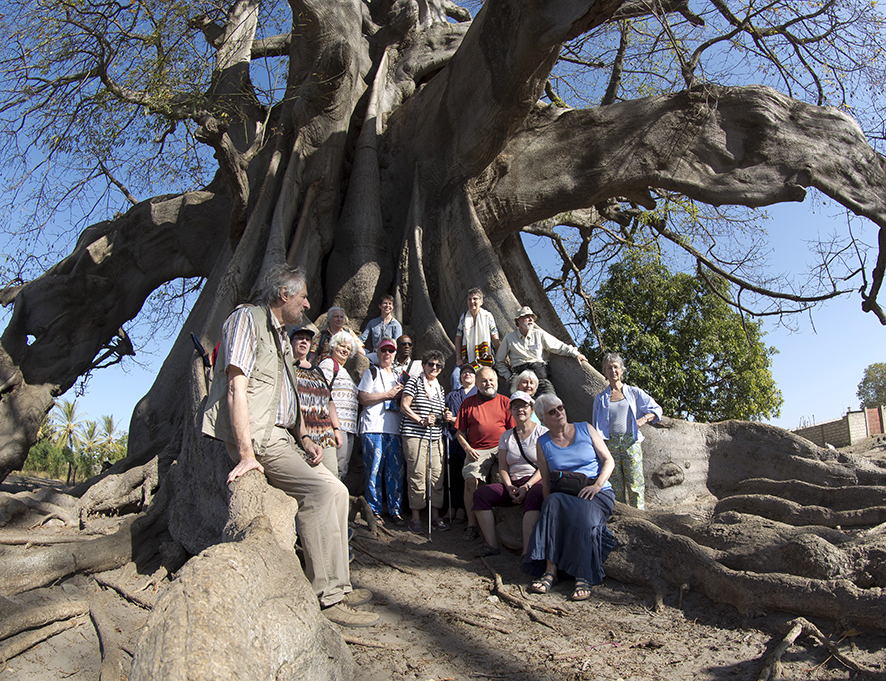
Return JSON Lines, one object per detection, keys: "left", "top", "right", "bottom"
{"left": 361, "top": 433, "right": 404, "bottom": 516}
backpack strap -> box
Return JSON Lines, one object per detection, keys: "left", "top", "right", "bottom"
{"left": 513, "top": 428, "right": 538, "bottom": 470}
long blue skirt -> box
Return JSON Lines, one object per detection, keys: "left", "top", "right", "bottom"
{"left": 521, "top": 488, "right": 616, "bottom": 584}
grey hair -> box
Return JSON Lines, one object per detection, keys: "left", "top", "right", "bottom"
{"left": 510, "top": 369, "right": 538, "bottom": 394}
{"left": 327, "top": 306, "right": 345, "bottom": 317}
{"left": 601, "top": 352, "right": 625, "bottom": 372}
{"left": 261, "top": 265, "right": 306, "bottom": 305}
{"left": 533, "top": 393, "right": 563, "bottom": 422}
{"left": 466, "top": 287, "right": 484, "bottom": 300}
{"left": 327, "top": 330, "right": 352, "bottom": 352}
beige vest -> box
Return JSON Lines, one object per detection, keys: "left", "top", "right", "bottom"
{"left": 202, "top": 305, "right": 297, "bottom": 451}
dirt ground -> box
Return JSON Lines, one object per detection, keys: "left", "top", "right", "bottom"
{"left": 3, "top": 453, "right": 886, "bottom": 681}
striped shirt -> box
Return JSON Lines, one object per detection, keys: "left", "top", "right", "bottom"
{"left": 400, "top": 374, "right": 446, "bottom": 440}
{"left": 222, "top": 306, "right": 299, "bottom": 428}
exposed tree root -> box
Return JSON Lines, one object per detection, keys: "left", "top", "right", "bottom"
{"left": 0, "top": 513, "right": 159, "bottom": 596}
{"left": 0, "top": 595, "right": 88, "bottom": 640}
{"left": 445, "top": 611, "right": 513, "bottom": 635}
{"left": 756, "top": 617, "right": 886, "bottom": 681}
{"left": 735, "top": 479, "right": 886, "bottom": 510}
{"left": 606, "top": 515, "right": 886, "bottom": 630}
{"left": 94, "top": 571, "right": 157, "bottom": 610}
{"left": 480, "top": 557, "right": 560, "bottom": 628}
{"left": 352, "top": 539, "right": 420, "bottom": 576}
{"left": 78, "top": 456, "right": 159, "bottom": 523}
{"left": 90, "top": 589, "right": 129, "bottom": 681}
{"left": 716, "top": 494, "right": 886, "bottom": 528}
{"left": 0, "top": 613, "right": 88, "bottom": 663}
{"left": 0, "top": 489, "right": 78, "bottom": 528}
{"left": 0, "top": 529, "right": 86, "bottom": 545}
{"left": 341, "top": 635, "right": 391, "bottom": 649}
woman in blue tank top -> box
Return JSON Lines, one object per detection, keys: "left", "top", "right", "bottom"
{"left": 522, "top": 393, "right": 616, "bottom": 601}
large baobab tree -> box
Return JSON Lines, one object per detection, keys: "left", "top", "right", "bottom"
{"left": 1, "top": 0, "right": 886, "bottom": 675}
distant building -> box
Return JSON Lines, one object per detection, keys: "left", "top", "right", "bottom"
{"left": 792, "top": 406, "right": 884, "bottom": 448}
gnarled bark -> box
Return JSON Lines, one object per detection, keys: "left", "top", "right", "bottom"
{"left": 2, "top": 0, "right": 886, "bottom": 677}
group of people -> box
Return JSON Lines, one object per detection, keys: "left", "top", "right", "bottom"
{"left": 202, "top": 267, "right": 663, "bottom": 625}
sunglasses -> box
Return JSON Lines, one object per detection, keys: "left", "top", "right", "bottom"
{"left": 399, "top": 341, "right": 413, "bottom": 347}
{"left": 425, "top": 362, "right": 442, "bottom": 369}
{"left": 379, "top": 347, "right": 396, "bottom": 354}
{"left": 547, "top": 404, "right": 565, "bottom": 417}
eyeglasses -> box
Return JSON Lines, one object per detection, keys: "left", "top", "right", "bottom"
{"left": 425, "top": 362, "right": 442, "bottom": 369}
{"left": 379, "top": 348, "right": 395, "bottom": 354}
{"left": 511, "top": 403, "right": 531, "bottom": 411}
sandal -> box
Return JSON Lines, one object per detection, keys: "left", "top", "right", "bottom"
{"left": 372, "top": 513, "right": 385, "bottom": 527}
{"left": 390, "top": 515, "right": 407, "bottom": 527}
{"left": 528, "top": 572, "right": 556, "bottom": 594}
{"left": 570, "top": 578, "right": 592, "bottom": 601}
{"left": 472, "top": 542, "right": 500, "bottom": 557}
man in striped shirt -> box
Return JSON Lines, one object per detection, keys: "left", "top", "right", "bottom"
{"left": 203, "top": 264, "right": 378, "bottom": 628}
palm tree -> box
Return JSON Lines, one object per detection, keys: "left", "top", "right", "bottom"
{"left": 51, "top": 399, "right": 83, "bottom": 484}
{"left": 99, "top": 415, "right": 117, "bottom": 459}
{"left": 78, "top": 421, "right": 101, "bottom": 480}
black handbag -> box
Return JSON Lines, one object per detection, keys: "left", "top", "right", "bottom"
{"left": 549, "top": 470, "right": 594, "bottom": 495}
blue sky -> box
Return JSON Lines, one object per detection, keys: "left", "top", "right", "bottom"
{"left": 58, "top": 195, "right": 884, "bottom": 434}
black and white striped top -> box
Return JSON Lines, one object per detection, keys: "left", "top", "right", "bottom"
{"left": 399, "top": 374, "right": 446, "bottom": 440}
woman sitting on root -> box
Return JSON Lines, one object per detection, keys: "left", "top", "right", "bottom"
{"left": 522, "top": 394, "right": 616, "bottom": 601}
{"left": 511, "top": 369, "right": 541, "bottom": 424}
{"left": 472, "top": 391, "right": 547, "bottom": 557}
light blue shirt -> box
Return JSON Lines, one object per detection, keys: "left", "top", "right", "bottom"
{"left": 592, "top": 384, "right": 662, "bottom": 444}
{"left": 359, "top": 316, "right": 403, "bottom": 353}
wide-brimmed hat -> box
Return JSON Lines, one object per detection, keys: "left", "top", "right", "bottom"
{"left": 290, "top": 321, "right": 319, "bottom": 339}
{"left": 514, "top": 306, "right": 537, "bottom": 324}
{"left": 509, "top": 390, "right": 535, "bottom": 406}
{"left": 377, "top": 337, "right": 396, "bottom": 351}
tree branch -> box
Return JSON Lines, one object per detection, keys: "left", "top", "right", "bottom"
{"left": 474, "top": 84, "right": 886, "bottom": 318}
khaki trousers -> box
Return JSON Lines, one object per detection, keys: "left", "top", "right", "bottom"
{"left": 227, "top": 426, "right": 350, "bottom": 606}
{"left": 402, "top": 436, "right": 444, "bottom": 510}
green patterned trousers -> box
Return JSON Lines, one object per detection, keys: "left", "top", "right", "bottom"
{"left": 607, "top": 433, "right": 645, "bottom": 510}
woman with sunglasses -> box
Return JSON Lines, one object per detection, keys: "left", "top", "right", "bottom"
{"left": 399, "top": 349, "right": 451, "bottom": 534}
{"left": 523, "top": 393, "right": 616, "bottom": 602}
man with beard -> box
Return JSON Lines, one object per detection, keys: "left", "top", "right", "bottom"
{"left": 495, "top": 306, "right": 587, "bottom": 396}
{"left": 202, "top": 264, "right": 378, "bottom": 628}
{"left": 455, "top": 367, "right": 514, "bottom": 541}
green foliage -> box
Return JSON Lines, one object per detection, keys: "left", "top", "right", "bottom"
{"left": 857, "top": 363, "right": 886, "bottom": 409}
{"left": 583, "top": 251, "right": 783, "bottom": 422}
{"left": 24, "top": 400, "right": 128, "bottom": 480}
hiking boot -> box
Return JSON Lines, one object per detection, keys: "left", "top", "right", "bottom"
{"left": 322, "top": 602, "right": 379, "bottom": 628}
{"left": 462, "top": 525, "right": 480, "bottom": 541}
{"left": 343, "top": 588, "right": 373, "bottom": 607}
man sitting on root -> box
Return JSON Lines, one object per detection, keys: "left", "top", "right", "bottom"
{"left": 202, "top": 264, "right": 378, "bottom": 628}
{"left": 455, "top": 367, "right": 514, "bottom": 542}
{"left": 495, "top": 306, "right": 587, "bottom": 397}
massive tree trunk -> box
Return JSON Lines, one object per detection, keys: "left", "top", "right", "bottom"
{"left": 1, "top": 0, "right": 886, "bottom": 676}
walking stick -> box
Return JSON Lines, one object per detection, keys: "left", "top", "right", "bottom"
{"left": 426, "top": 427, "right": 433, "bottom": 539}
{"left": 444, "top": 436, "right": 452, "bottom": 522}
